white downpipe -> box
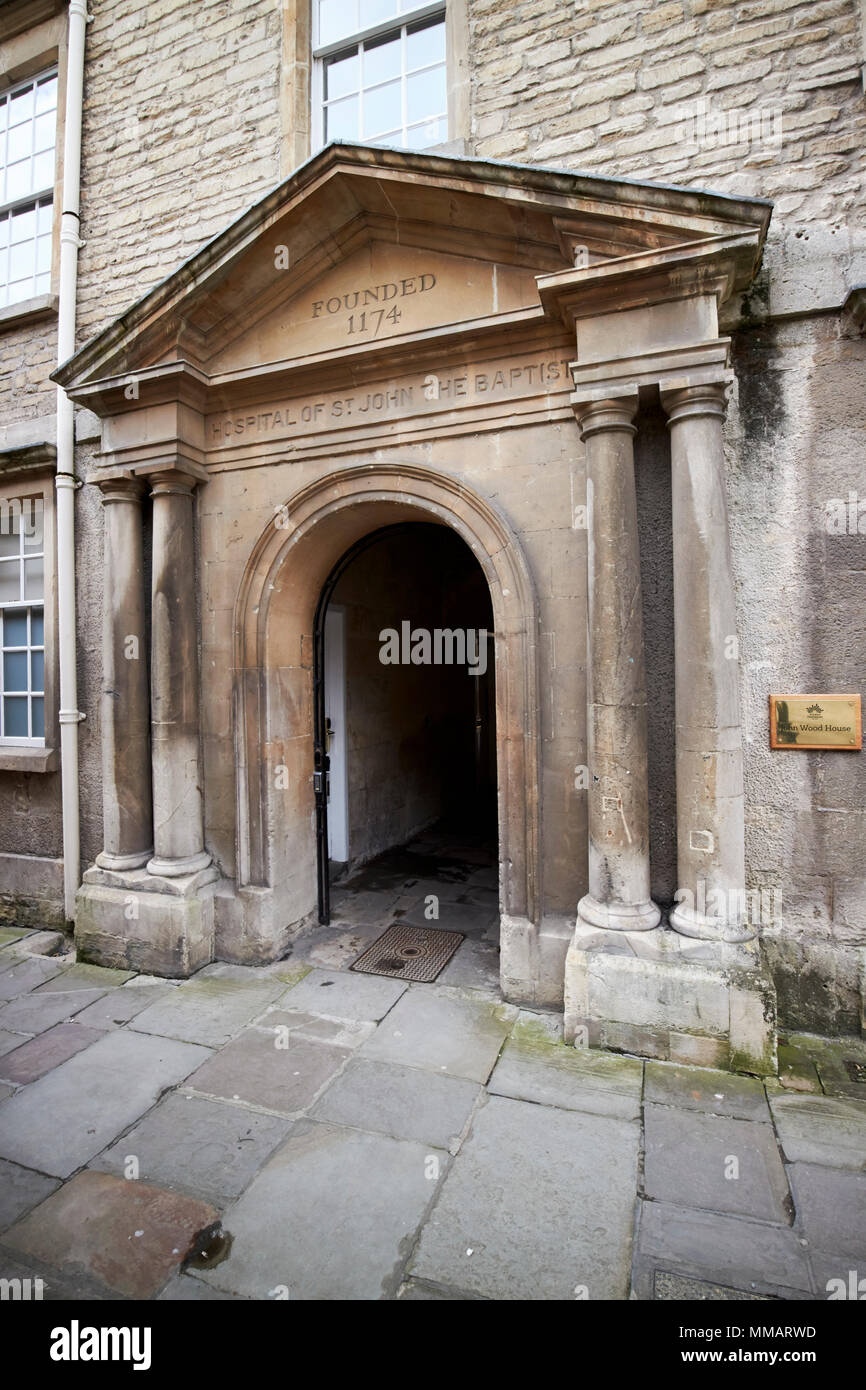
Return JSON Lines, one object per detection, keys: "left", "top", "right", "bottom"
{"left": 56, "top": 0, "right": 88, "bottom": 921}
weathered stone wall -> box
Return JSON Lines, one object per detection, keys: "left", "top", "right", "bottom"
{"left": 470, "top": 0, "right": 865, "bottom": 229}
{"left": 76, "top": 0, "right": 283, "bottom": 340}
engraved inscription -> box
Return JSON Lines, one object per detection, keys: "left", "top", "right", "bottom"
{"left": 310, "top": 273, "right": 437, "bottom": 338}
{"left": 208, "top": 356, "right": 571, "bottom": 445}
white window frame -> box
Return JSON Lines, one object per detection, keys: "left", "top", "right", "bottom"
{"left": 0, "top": 494, "right": 46, "bottom": 746}
{"left": 0, "top": 66, "right": 58, "bottom": 311}
{"left": 311, "top": 2, "right": 448, "bottom": 153}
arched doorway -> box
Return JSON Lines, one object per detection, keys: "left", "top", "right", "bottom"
{"left": 313, "top": 521, "right": 498, "bottom": 924}
{"left": 233, "top": 463, "right": 540, "bottom": 990}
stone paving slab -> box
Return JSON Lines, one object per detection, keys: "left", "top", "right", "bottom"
{"left": 787, "top": 1162, "right": 866, "bottom": 1262}
{"left": 13, "top": 930, "right": 66, "bottom": 956}
{"left": 808, "top": 1249, "right": 866, "bottom": 1301}
{"left": 436, "top": 936, "right": 501, "bottom": 994}
{"left": 0, "top": 1030, "right": 212, "bottom": 1177}
{"left": 632, "top": 1200, "right": 814, "bottom": 1299}
{"left": 0, "top": 988, "right": 108, "bottom": 1035}
{"left": 129, "top": 974, "right": 284, "bottom": 1048}
{"left": 0, "top": 1251, "right": 114, "bottom": 1300}
{"left": 3, "top": 1170, "right": 220, "bottom": 1299}
{"left": 285, "top": 924, "right": 384, "bottom": 971}
{"left": 0, "top": 1082, "right": 13, "bottom": 1101}
{"left": 489, "top": 1016, "right": 643, "bottom": 1120}
{"left": 91, "top": 1092, "right": 293, "bottom": 1206}
{"left": 0, "top": 1029, "right": 31, "bottom": 1057}
{"left": 0, "top": 1022, "right": 107, "bottom": 1085}
{"left": 767, "top": 1089, "right": 866, "bottom": 1169}
{"left": 397, "top": 1277, "right": 487, "bottom": 1299}
{"left": 652, "top": 1271, "right": 775, "bottom": 1300}
{"left": 276, "top": 966, "right": 407, "bottom": 1022}
{"left": 411, "top": 1094, "right": 639, "bottom": 1299}
{"left": 643, "top": 1104, "right": 792, "bottom": 1223}
{"left": 310, "top": 1057, "right": 480, "bottom": 1148}
{"left": 70, "top": 982, "right": 178, "bottom": 1030}
{"left": 0, "top": 1157, "right": 60, "bottom": 1232}
{"left": 261, "top": 1010, "right": 376, "bottom": 1049}
{"left": 645, "top": 1061, "right": 770, "bottom": 1121}
{"left": 0, "top": 928, "right": 28, "bottom": 948}
{"left": 186, "top": 1029, "right": 350, "bottom": 1114}
{"left": 158, "top": 1273, "right": 250, "bottom": 1300}
{"left": 359, "top": 987, "right": 517, "bottom": 1082}
{"left": 0, "top": 955, "right": 68, "bottom": 998}
{"left": 195, "top": 1120, "right": 446, "bottom": 1300}
{"left": 33, "top": 962, "right": 135, "bottom": 992}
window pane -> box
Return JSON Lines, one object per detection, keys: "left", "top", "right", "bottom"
{"left": 407, "top": 65, "right": 446, "bottom": 123}
{"left": 11, "top": 207, "right": 36, "bottom": 243}
{"left": 35, "top": 76, "right": 58, "bottom": 113}
{"left": 30, "top": 608, "right": 44, "bottom": 645}
{"left": 30, "top": 649, "right": 44, "bottom": 692}
{"left": 4, "top": 650, "right": 27, "bottom": 690}
{"left": 34, "top": 111, "right": 54, "bottom": 154}
{"left": 0, "top": 561, "right": 19, "bottom": 602}
{"left": 3, "top": 611, "right": 27, "bottom": 645}
{"left": 363, "top": 78, "right": 401, "bottom": 137}
{"left": 0, "top": 517, "right": 18, "bottom": 557}
{"left": 3, "top": 696, "right": 28, "bottom": 736}
{"left": 23, "top": 498, "right": 44, "bottom": 549}
{"left": 38, "top": 200, "right": 53, "bottom": 233}
{"left": 0, "top": 216, "right": 8, "bottom": 247}
{"left": 9, "top": 86, "right": 33, "bottom": 126}
{"left": 5, "top": 159, "right": 32, "bottom": 202}
{"left": 35, "top": 271, "right": 50, "bottom": 294}
{"left": 325, "top": 94, "right": 360, "bottom": 141}
{"left": 407, "top": 19, "right": 446, "bottom": 69}
{"left": 9, "top": 239, "right": 35, "bottom": 282}
{"left": 36, "top": 233, "right": 51, "bottom": 274}
{"left": 319, "top": 0, "right": 358, "bottom": 46}
{"left": 31, "top": 696, "right": 44, "bottom": 738}
{"left": 360, "top": 0, "right": 398, "bottom": 27}
{"left": 23, "top": 556, "right": 43, "bottom": 600}
{"left": 364, "top": 33, "right": 401, "bottom": 87}
{"left": 405, "top": 115, "right": 448, "bottom": 149}
{"left": 7, "top": 121, "right": 32, "bottom": 164}
{"left": 325, "top": 52, "right": 360, "bottom": 100}
{"left": 32, "top": 149, "right": 54, "bottom": 190}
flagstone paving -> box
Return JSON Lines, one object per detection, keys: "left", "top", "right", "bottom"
{"left": 0, "top": 847, "right": 865, "bottom": 1302}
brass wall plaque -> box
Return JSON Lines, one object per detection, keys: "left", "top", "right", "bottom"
{"left": 769, "top": 694, "right": 862, "bottom": 750}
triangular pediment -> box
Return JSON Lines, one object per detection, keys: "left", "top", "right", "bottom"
{"left": 56, "top": 142, "right": 771, "bottom": 400}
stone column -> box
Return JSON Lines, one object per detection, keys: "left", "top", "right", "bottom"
{"left": 146, "top": 470, "right": 211, "bottom": 878}
{"left": 662, "top": 382, "right": 751, "bottom": 941}
{"left": 95, "top": 476, "right": 153, "bottom": 871}
{"left": 575, "top": 394, "right": 660, "bottom": 932}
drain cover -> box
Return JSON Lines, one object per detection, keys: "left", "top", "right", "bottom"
{"left": 351, "top": 923, "right": 464, "bottom": 982}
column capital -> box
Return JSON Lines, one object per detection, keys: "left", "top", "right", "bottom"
{"left": 661, "top": 380, "right": 730, "bottom": 427}
{"left": 571, "top": 392, "right": 639, "bottom": 440}
{"left": 94, "top": 471, "right": 148, "bottom": 504}
{"left": 147, "top": 469, "right": 200, "bottom": 500}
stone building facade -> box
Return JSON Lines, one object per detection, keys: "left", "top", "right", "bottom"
{"left": 1, "top": 0, "right": 864, "bottom": 1070}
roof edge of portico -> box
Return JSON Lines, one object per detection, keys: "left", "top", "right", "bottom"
{"left": 53, "top": 140, "right": 773, "bottom": 392}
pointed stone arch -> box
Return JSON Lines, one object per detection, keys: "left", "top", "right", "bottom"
{"left": 232, "top": 462, "right": 541, "bottom": 969}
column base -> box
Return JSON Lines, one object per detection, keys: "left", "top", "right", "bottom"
{"left": 147, "top": 850, "right": 213, "bottom": 878}
{"left": 75, "top": 862, "right": 219, "bottom": 977}
{"left": 563, "top": 919, "right": 777, "bottom": 1074}
{"left": 670, "top": 901, "right": 756, "bottom": 944}
{"left": 577, "top": 893, "right": 661, "bottom": 932}
{"left": 95, "top": 849, "right": 152, "bottom": 873}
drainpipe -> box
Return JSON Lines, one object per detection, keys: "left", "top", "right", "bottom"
{"left": 56, "top": 0, "right": 88, "bottom": 922}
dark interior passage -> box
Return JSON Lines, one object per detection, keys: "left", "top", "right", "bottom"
{"left": 326, "top": 522, "right": 497, "bottom": 879}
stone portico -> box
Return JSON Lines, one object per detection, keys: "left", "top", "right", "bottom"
{"left": 56, "top": 143, "right": 777, "bottom": 1072}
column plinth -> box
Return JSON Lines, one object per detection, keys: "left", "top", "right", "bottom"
{"left": 662, "top": 382, "right": 752, "bottom": 943}
{"left": 94, "top": 476, "right": 152, "bottom": 872}
{"left": 575, "top": 395, "right": 660, "bottom": 933}
{"left": 146, "top": 471, "right": 212, "bottom": 879}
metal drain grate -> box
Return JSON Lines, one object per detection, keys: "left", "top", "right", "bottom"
{"left": 350, "top": 923, "right": 464, "bottom": 983}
